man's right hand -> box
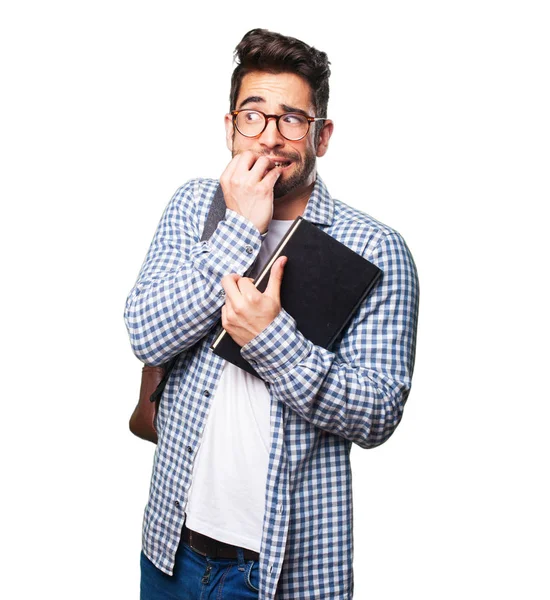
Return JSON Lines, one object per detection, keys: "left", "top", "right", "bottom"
{"left": 220, "top": 151, "right": 283, "bottom": 234}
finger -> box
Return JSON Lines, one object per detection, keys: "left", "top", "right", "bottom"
{"left": 221, "top": 151, "right": 256, "bottom": 189}
{"left": 262, "top": 164, "right": 283, "bottom": 188}
{"left": 222, "top": 295, "right": 240, "bottom": 329}
{"left": 250, "top": 158, "right": 284, "bottom": 186}
{"left": 234, "top": 150, "right": 258, "bottom": 172}
{"left": 236, "top": 276, "right": 256, "bottom": 289}
{"left": 237, "top": 277, "right": 261, "bottom": 301}
{"left": 221, "top": 273, "right": 243, "bottom": 303}
{"left": 264, "top": 256, "right": 287, "bottom": 302}
{"left": 248, "top": 155, "right": 273, "bottom": 180}
{"left": 220, "top": 152, "right": 242, "bottom": 182}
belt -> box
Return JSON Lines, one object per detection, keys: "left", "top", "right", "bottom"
{"left": 182, "top": 525, "right": 260, "bottom": 562}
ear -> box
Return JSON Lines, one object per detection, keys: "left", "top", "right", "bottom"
{"left": 315, "top": 120, "right": 334, "bottom": 158}
{"left": 224, "top": 113, "right": 234, "bottom": 152}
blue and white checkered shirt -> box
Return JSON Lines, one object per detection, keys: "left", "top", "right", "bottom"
{"left": 125, "top": 176, "right": 419, "bottom": 600}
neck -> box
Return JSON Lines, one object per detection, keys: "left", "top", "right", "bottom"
{"left": 273, "top": 180, "right": 315, "bottom": 220}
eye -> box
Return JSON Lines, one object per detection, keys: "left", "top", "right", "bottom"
{"left": 282, "top": 113, "right": 307, "bottom": 125}
{"left": 243, "top": 110, "right": 263, "bottom": 123}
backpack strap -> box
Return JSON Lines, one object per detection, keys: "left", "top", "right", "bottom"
{"left": 201, "top": 184, "right": 226, "bottom": 241}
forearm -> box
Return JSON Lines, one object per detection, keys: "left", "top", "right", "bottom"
{"left": 241, "top": 231, "right": 419, "bottom": 448}
{"left": 242, "top": 310, "right": 411, "bottom": 448}
{"left": 124, "top": 181, "right": 262, "bottom": 365}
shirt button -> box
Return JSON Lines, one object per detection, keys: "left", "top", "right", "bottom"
{"left": 268, "top": 563, "right": 274, "bottom": 574}
{"left": 277, "top": 504, "right": 283, "bottom": 515}
{"left": 218, "top": 289, "right": 225, "bottom": 297}
{"left": 174, "top": 500, "right": 180, "bottom": 507}
{"left": 245, "top": 245, "right": 253, "bottom": 254}
{"left": 204, "top": 390, "right": 211, "bottom": 397}
{"left": 249, "top": 359, "right": 257, "bottom": 366}
{"left": 187, "top": 446, "right": 193, "bottom": 454}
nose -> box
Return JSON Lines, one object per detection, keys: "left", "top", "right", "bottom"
{"left": 259, "top": 115, "right": 285, "bottom": 149}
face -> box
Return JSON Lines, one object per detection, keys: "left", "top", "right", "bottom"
{"left": 225, "top": 71, "right": 333, "bottom": 199}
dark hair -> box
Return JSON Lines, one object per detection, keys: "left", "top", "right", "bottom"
{"left": 230, "top": 29, "right": 331, "bottom": 141}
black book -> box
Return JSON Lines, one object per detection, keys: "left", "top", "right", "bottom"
{"left": 211, "top": 217, "right": 382, "bottom": 378}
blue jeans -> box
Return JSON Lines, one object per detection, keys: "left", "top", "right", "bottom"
{"left": 140, "top": 540, "right": 260, "bottom": 600}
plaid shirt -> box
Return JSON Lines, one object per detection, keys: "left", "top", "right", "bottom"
{"left": 125, "top": 176, "right": 419, "bottom": 600}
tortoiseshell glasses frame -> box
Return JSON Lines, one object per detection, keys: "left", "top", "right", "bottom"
{"left": 231, "top": 109, "right": 328, "bottom": 141}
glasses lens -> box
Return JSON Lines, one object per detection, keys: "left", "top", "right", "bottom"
{"left": 278, "top": 113, "right": 309, "bottom": 140}
{"left": 235, "top": 110, "right": 265, "bottom": 137}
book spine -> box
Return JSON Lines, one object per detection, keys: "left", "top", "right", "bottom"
{"left": 211, "top": 216, "right": 303, "bottom": 350}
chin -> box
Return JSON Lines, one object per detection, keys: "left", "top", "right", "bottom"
{"left": 274, "top": 161, "right": 316, "bottom": 199}
{"left": 273, "top": 178, "right": 293, "bottom": 199}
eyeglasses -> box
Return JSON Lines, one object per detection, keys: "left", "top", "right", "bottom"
{"left": 231, "top": 109, "right": 328, "bottom": 141}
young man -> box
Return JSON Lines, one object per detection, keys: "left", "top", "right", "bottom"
{"left": 125, "top": 28, "right": 419, "bottom": 600}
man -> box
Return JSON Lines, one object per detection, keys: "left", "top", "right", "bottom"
{"left": 125, "top": 28, "right": 419, "bottom": 600}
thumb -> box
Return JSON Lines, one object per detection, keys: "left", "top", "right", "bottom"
{"left": 264, "top": 256, "right": 287, "bottom": 302}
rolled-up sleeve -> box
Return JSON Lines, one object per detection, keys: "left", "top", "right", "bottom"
{"left": 124, "top": 180, "right": 262, "bottom": 365}
{"left": 241, "top": 231, "right": 419, "bottom": 448}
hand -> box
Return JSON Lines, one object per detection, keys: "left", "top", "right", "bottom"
{"left": 220, "top": 150, "right": 283, "bottom": 234}
{"left": 221, "top": 256, "right": 287, "bottom": 346}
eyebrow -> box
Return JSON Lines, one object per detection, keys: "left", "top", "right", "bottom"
{"left": 281, "top": 103, "right": 310, "bottom": 117}
{"left": 238, "top": 96, "right": 265, "bottom": 109}
{"left": 237, "top": 96, "right": 311, "bottom": 117}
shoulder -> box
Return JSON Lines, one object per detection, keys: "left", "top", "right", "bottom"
{"left": 170, "top": 178, "right": 219, "bottom": 209}
{"left": 328, "top": 197, "right": 412, "bottom": 265}
{"left": 164, "top": 178, "right": 220, "bottom": 231}
{"left": 327, "top": 199, "right": 419, "bottom": 330}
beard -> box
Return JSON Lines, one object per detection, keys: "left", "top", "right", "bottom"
{"left": 272, "top": 147, "right": 316, "bottom": 199}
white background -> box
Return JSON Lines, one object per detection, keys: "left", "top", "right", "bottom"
{"left": 1, "top": 1, "right": 549, "bottom": 598}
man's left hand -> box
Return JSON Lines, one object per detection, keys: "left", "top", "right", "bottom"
{"left": 221, "top": 256, "right": 287, "bottom": 347}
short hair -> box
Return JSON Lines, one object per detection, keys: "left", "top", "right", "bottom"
{"left": 230, "top": 29, "right": 331, "bottom": 141}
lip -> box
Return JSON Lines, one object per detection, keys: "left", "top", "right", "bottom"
{"left": 263, "top": 158, "right": 293, "bottom": 178}
{"left": 266, "top": 157, "right": 293, "bottom": 168}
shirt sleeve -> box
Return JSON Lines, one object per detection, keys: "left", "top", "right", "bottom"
{"left": 241, "top": 231, "right": 419, "bottom": 449}
{"left": 124, "top": 180, "right": 262, "bottom": 366}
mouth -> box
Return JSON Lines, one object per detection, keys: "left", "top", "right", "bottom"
{"left": 263, "top": 157, "right": 293, "bottom": 177}
{"left": 266, "top": 157, "right": 294, "bottom": 172}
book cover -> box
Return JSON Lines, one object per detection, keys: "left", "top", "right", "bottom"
{"left": 211, "top": 217, "right": 382, "bottom": 377}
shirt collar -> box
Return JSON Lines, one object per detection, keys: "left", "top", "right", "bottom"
{"left": 302, "top": 175, "right": 334, "bottom": 227}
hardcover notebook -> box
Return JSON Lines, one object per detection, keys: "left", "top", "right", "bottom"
{"left": 211, "top": 217, "right": 382, "bottom": 378}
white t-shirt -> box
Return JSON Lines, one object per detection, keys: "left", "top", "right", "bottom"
{"left": 185, "top": 219, "right": 293, "bottom": 552}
